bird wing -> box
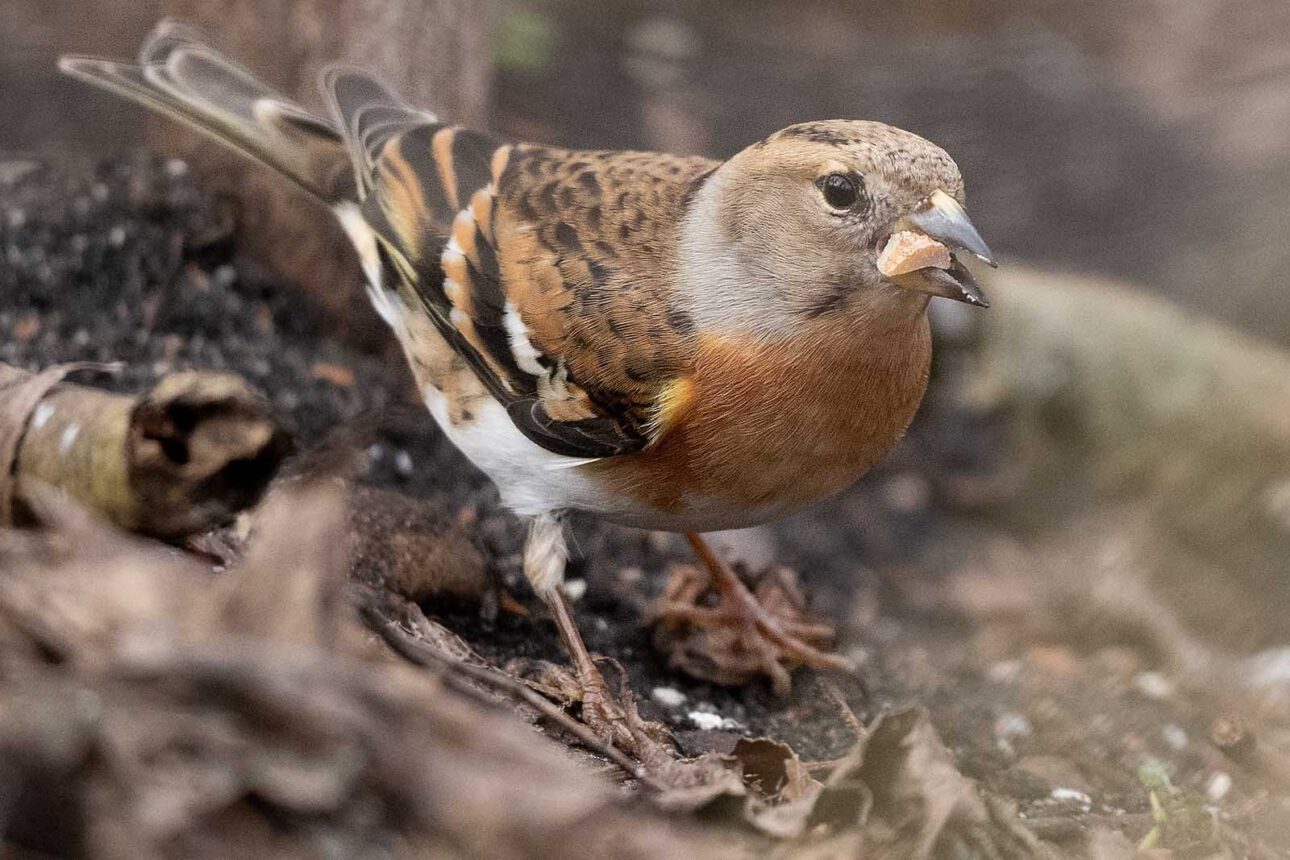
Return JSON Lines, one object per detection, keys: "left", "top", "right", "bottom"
{"left": 63, "top": 25, "right": 715, "bottom": 459}
{"left": 327, "top": 72, "right": 717, "bottom": 457}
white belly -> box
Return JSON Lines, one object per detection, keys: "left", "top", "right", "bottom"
{"left": 419, "top": 385, "right": 610, "bottom": 518}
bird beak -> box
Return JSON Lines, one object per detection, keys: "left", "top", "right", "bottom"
{"left": 889, "top": 189, "right": 996, "bottom": 307}
{"left": 906, "top": 190, "right": 996, "bottom": 267}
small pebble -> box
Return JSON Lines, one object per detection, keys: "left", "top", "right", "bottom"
{"left": 845, "top": 645, "right": 870, "bottom": 667}
{"left": 212, "top": 264, "right": 237, "bottom": 288}
{"left": 996, "top": 712, "right": 1033, "bottom": 740}
{"left": 688, "top": 710, "right": 741, "bottom": 731}
{"left": 1161, "top": 723, "right": 1188, "bottom": 751}
{"left": 882, "top": 472, "right": 931, "bottom": 513}
{"left": 1050, "top": 787, "right": 1092, "bottom": 808}
{"left": 562, "top": 578, "right": 587, "bottom": 602}
{"left": 994, "top": 712, "right": 1033, "bottom": 756}
{"left": 651, "top": 687, "right": 686, "bottom": 708}
{"left": 1206, "top": 771, "right": 1232, "bottom": 802}
{"left": 987, "top": 660, "right": 1023, "bottom": 684}
{"left": 1133, "top": 671, "right": 1174, "bottom": 700}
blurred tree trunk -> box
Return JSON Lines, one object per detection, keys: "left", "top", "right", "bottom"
{"left": 153, "top": 0, "right": 493, "bottom": 351}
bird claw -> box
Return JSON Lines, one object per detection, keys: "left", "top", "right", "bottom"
{"left": 649, "top": 562, "right": 855, "bottom": 696}
{"left": 525, "top": 657, "right": 673, "bottom": 768}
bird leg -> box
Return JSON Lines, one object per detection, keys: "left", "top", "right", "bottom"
{"left": 524, "top": 515, "right": 670, "bottom": 760}
{"left": 650, "top": 533, "right": 854, "bottom": 694}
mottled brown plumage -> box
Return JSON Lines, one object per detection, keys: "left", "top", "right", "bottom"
{"left": 492, "top": 148, "right": 714, "bottom": 430}
{"left": 360, "top": 124, "right": 718, "bottom": 457}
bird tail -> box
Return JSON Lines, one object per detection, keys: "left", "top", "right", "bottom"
{"left": 59, "top": 19, "right": 354, "bottom": 204}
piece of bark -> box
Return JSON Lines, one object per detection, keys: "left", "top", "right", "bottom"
{"left": 1, "top": 363, "right": 291, "bottom": 539}
{"left": 150, "top": 0, "right": 493, "bottom": 350}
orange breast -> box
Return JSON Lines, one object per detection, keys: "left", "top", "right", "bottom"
{"left": 589, "top": 313, "right": 932, "bottom": 525}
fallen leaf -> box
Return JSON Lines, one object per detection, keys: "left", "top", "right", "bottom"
{"left": 646, "top": 708, "right": 1050, "bottom": 852}
{"left": 649, "top": 736, "right": 826, "bottom": 839}
{"left": 837, "top": 709, "right": 1051, "bottom": 858}
{"left": 347, "top": 485, "right": 488, "bottom": 603}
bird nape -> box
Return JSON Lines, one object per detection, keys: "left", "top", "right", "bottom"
{"left": 60, "top": 18, "right": 995, "bottom": 764}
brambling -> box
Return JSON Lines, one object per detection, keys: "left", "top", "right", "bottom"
{"left": 62, "top": 20, "right": 995, "bottom": 751}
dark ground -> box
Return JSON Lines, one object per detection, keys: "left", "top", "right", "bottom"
{"left": 3, "top": 155, "right": 1289, "bottom": 856}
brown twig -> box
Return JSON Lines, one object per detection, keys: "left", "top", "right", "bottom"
{"left": 821, "top": 678, "right": 867, "bottom": 742}
{"left": 360, "top": 603, "right": 662, "bottom": 789}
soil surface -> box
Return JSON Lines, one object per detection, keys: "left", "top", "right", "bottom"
{"left": 3, "top": 154, "right": 1288, "bottom": 856}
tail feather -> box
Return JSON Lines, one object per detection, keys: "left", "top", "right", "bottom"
{"left": 60, "top": 20, "right": 351, "bottom": 203}
{"left": 137, "top": 18, "right": 221, "bottom": 65}
{"left": 320, "top": 66, "right": 440, "bottom": 195}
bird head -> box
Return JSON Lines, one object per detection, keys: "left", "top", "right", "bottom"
{"left": 679, "top": 120, "right": 995, "bottom": 336}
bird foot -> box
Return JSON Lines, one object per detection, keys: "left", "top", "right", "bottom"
{"left": 524, "top": 657, "right": 673, "bottom": 769}
{"left": 581, "top": 660, "right": 674, "bottom": 765}
{"left": 649, "top": 562, "right": 855, "bottom": 696}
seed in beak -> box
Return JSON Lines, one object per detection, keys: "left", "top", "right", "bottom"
{"left": 876, "top": 230, "right": 952, "bottom": 278}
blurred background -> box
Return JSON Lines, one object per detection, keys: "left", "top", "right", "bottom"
{"left": 5, "top": 0, "right": 1290, "bottom": 343}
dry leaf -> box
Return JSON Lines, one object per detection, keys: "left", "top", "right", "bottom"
{"left": 647, "top": 709, "right": 1048, "bottom": 853}
{"left": 837, "top": 709, "right": 1051, "bottom": 858}
{"left": 650, "top": 737, "right": 826, "bottom": 839}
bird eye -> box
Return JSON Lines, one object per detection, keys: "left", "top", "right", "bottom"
{"left": 818, "top": 172, "right": 864, "bottom": 212}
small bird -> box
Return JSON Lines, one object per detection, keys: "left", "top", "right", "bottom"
{"left": 62, "top": 20, "right": 995, "bottom": 752}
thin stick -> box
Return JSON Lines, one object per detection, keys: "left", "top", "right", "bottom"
{"left": 361, "top": 604, "right": 661, "bottom": 789}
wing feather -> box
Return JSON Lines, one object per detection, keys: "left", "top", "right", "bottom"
{"left": 358, "top": 131, "right": 717, "bottom": 456}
